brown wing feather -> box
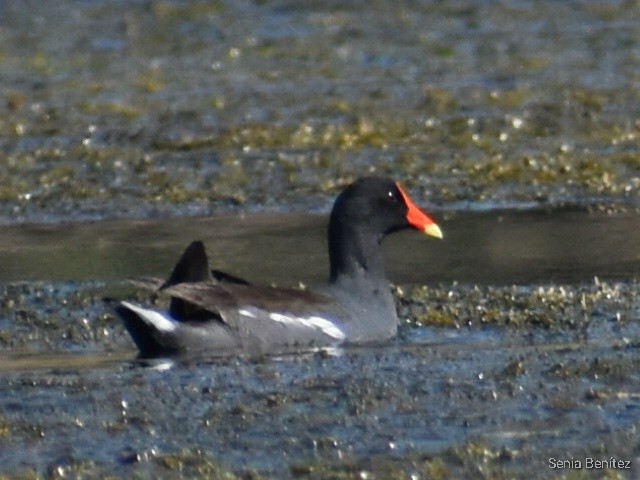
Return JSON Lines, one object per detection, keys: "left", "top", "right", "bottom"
{"left": 225, "top": 284, "right": 330, "bottom": 311}
{"left": 161, "top": 281, "right": 238, "bottom": 311}
{"left": 128, "top": 276, "right": 165, "bottom": 291}
{"left": 129, "top": 274, "right": 332, "bottom": 328}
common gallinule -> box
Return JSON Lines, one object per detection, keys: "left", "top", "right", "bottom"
{"left": 114, "top": 177, "right": 443, "bottom": 357}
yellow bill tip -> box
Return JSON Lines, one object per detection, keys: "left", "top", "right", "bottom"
{"left": 424, "top": 223, "right": 443, "bottom": 239}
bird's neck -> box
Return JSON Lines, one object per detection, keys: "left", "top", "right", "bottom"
{"left": 328, "top": 222, "right": 387, "bottom": 285}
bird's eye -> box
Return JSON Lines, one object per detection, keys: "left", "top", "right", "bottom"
{"left": 387, "top": 189, "right": 399, "bottom": 202}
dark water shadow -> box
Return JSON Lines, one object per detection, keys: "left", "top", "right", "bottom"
{"left": 1, "top": 208, "right": 639, "bottom": 285}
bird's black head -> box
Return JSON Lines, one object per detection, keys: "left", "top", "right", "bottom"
{"left": 329, "top": 176, "right": 442, "bottom": 239}
{"left": 328, "top": 177, "right": 442, "bottom": 281}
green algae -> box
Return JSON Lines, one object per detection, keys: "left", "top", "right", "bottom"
{"left": 2, "top": 64, "right": 639, "bottom": 221}
{"left": 0, "top": 450, "right": 243, "bottom": 480}
{"left": 155, "top": 449, "right": 242, "bottom": 479}
{"left": 152, "top": 1, "right": 226, "bottom": 23}
{"left": 398, "top": 279, "right": 632, "bottom": 331}
{"left": 0, "top": 416, "right": 10, "bottom": 438}
{"left": 0, "top": 471, "right": 39, "bottom": 480}
{"left": 2, "top": 88, "right": 640, "bottom": 221}
{"left": 287, "top": 437, "right": 628, "bottom": 480}
{"left": 81, "top": 102, "right": 142, "bottom": 120}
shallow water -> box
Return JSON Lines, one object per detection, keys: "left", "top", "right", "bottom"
{"left": 1, "top": 323, "right": 639, "bottom": 479}
{"left": 1, "top": 211, "right": 640, "bottom": 479}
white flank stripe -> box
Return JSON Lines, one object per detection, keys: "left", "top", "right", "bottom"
{"left": 238, "top": 308, "right": 257, "bottom": 319}
{"left": 269, "top": 312, "right": 293, "bottom": 324}
{"left": 121, "top": 301, "right": 177, "bottom": 333}
{"left": 306, "top": 316, "right": 346, "bottom": 340}
{"left": 268, "top": 312, "right": 346, "bottom": 340}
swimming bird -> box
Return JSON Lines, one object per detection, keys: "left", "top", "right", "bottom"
{"left": 114, "top": 177, "right": 443, "bottom": 357}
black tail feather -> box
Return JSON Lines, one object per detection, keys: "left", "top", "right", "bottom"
{"left": 160, "top": 240, "right": 213, "bottom": 289}
{"left": 159, "top": 241, "right": 215, "bottom": 321}
{"left": 114, "top": 305, "right": 179, "bottom": 358}
{"left": 114, "top": 304, "right": 174, "bottom": 358}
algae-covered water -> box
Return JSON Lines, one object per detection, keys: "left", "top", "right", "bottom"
{"left": 1, "top": 1, "right": 640, "bottom": 479}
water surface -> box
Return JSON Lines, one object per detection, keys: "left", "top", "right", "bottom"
{"left": 1, "top": 210, "right": 640, "bottom": 478}
{"left": 0, "top": 208, "right": 638, "bottom": 285}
